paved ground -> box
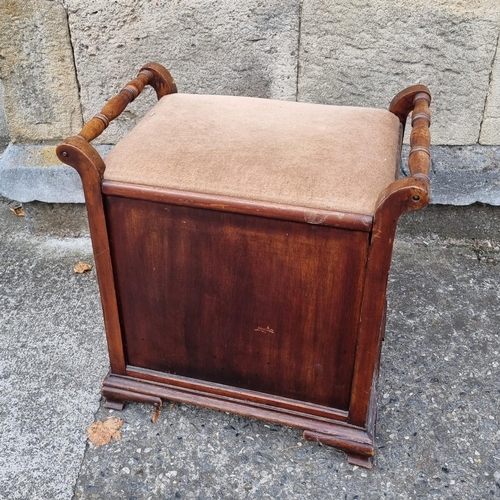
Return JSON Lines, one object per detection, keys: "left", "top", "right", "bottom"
{"left": 0, "top": 196, "right": 499, "bottom": 499}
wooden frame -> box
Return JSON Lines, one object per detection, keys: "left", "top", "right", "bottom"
{"left": 57, "top": 63, "right": 431, "bottom": 469}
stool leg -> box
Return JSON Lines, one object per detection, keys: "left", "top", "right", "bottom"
{"left": 347, "top": 452, "right": 374, "bottom": 469}
{"left": 103, "top": 398, "right": 125, "bottom": 411}
{"left": 302, "top": 429, "right": 374, "bottom": 469}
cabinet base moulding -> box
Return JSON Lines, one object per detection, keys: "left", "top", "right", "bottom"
{"left": 101, "top": 370, "right": 376, "bottom": 466}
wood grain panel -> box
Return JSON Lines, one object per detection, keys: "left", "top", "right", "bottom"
{"left": 105, "top": 195, "right": 369, "bottom": 410}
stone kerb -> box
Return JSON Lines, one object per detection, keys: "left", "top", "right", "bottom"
{"left": 1, "top": 0, "right": 500, "bottom": 206}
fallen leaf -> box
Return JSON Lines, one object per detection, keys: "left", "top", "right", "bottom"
{"left": 87, "top": 417, "right": 123, "bottom": 447}
{"left": 9, "top": 206, "right": 25, "bottom": 217}
{"left": 74, "top": 262, "right": 92, "bottom": 274}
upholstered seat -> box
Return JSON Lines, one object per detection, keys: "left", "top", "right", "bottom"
{"left": 104, "top": 94, "right": 401, "bottom": 216}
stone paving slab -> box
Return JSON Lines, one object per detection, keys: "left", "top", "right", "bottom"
{"left": 0, "top": 198, "right": 108, "bottom": 500}
{"left": 73, "top": 236, "right": 500, "bottom": 500}
{"left": 0, "top": 196, "right": 499, "bottom": 499}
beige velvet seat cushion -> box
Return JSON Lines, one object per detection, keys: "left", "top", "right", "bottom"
{"left": 104, "top": 94, "right": 401, "bottom": 216}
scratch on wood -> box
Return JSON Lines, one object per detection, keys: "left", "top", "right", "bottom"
{"left": 254, "top": 326, "right": 275, "bottom": 334}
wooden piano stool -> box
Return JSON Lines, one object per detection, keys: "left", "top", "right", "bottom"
{"left": 57, "top": 63, "right": 431, "bottom": 469}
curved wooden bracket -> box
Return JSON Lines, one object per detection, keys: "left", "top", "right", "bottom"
{"left": 389, "top": 85, "right": 431, "bottom": 124}
{"left": 374, "top": 174, "right": 430, "bottom": 224}
{"left": 349, "top": 178, "right": 430, "bottom": 427}
{"left": 56, "top": 135, "right": 105, "bottom": 182}
{"left": 140, "top": 62, "right": 177, "bottom": 99}
{"left": 54, "top": 63, "right": 177, "bottom": 376}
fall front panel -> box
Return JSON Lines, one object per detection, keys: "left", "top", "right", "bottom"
{"left": 105, "top": 195, "right": 369, "bottom": 410}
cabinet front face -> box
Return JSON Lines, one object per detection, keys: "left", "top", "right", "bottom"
{"left": 105, "top": 195, "right": 369, "bottom": 411}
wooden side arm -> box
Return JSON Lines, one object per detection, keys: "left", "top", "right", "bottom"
{"left": 379, "top": 85, "right": 433, "bottom": 216}
{"left": 76, "top": 62, "right": 177, "bottom": 143}
{"left": 390, "top": 85, "right": 431, "bottom": 177}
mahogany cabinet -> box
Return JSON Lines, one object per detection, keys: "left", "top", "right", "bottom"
{"left": 57, "top": 63, "right": 431, "bottom": 468}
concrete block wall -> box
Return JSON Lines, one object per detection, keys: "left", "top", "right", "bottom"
{"left": 0, "top": 0, "right": 82, "bottom": 143}
{"left": 481, "top": 47, "right": 500, "bottom": 145}
{"left": 66, "top": 0, "right": 300, "bottom": 144}
{"left": 298, "top": 0, "right": 500, "bottom": 146}
{"left": 0, "top": 81, "right": 10, "bottom": 149}
{"left": 1, "top": 0, "right": 500, "bottom": 204}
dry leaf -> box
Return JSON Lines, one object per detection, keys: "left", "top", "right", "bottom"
{"left": 9, "top": 206, "right": 25, "bottom": 217}
{"left": 74, "top": 262, "right": 92, "bottom": 274}
{"left": 87, "top": 417, "right": 123, "bottom": 447}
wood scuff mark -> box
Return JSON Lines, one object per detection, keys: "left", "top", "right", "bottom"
{"left": 254, "top": 326, "right": 275, "bottom": 334}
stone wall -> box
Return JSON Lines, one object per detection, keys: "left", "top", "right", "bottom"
{"left": 1, "top": 0, "right": 500, "bottom": 203}
{"left": 299, "top": 0, "right": 500, "bottom": 145}
{"left": 0, "top": 0, "right": 82, "bottom": 143}
{"left": 0, "top": 81, "right": 10, "bottom": 149}
{"left": 65, "top": 0, "right": 300, "bottom": 144}
{"left": 481, "top": 47, "right": 500, "bottom": 145}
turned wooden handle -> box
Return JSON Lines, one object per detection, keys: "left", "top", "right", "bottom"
{"left": 389, "top": 85, "right": 431, "bottom": 177}
{"left": 77, "top": 62, "right": 177, "bottom": 143}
